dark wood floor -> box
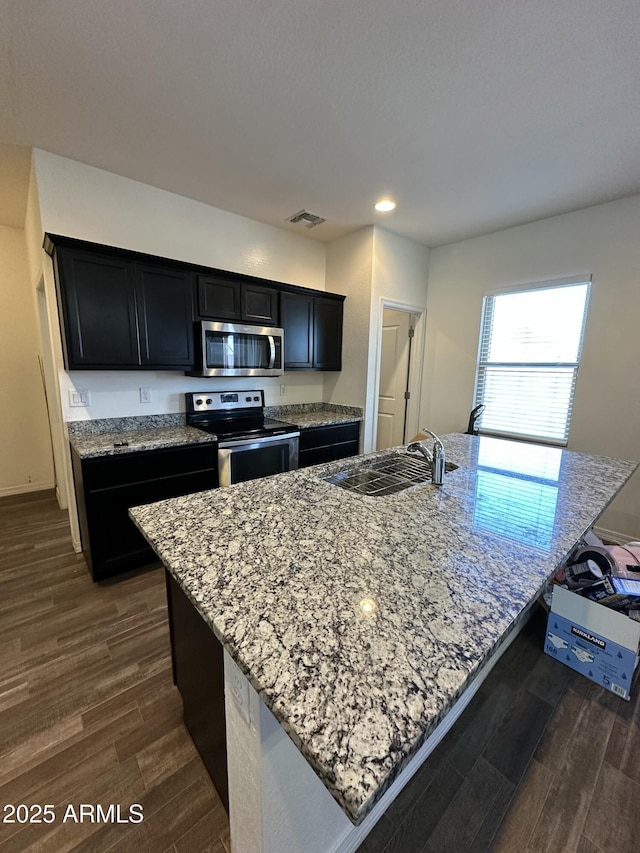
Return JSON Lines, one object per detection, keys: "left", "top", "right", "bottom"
{"left": 0, "top": 490, "right": 228, "bottom": 853}
{"left": 1, "top": 491, "right": 638, "bottom": 853}
{"left": 357, "top": 595, "right": 640, "bottom": 852}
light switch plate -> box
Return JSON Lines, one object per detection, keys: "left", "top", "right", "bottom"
{"left": 69, "top": 389, "right": 91, "bottom": 407}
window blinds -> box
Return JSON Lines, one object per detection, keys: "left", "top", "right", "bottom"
{"left": 474, "top": 280, "right": 590, "bottom": 444}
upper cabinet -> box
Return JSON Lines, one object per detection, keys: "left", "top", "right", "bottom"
{"left": 49, "top": 239, "right": 195, "bottom": 370}
{"left": 197, "top": 274, "right": 278, "bottom": 326}
{"left": 45, "top": 234, "right": 344, "bottom": 373}
{"left": 53, "top": 247, "right": 140, "bottom": 368}
{"left": 281, "top": 292, "right": 313, "bottom": 368}
{"left": 281, "top": 291, "right": 344, "bottom": 371}
{"left": 136, "top": 264, "right": 195, "bottom": 367}
{"left": 313, "top": 296, "right": 344, "bottom": 371}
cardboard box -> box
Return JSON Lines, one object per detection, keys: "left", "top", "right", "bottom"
{"left": 545, "top": 585, "right": 640, "bottom": 700}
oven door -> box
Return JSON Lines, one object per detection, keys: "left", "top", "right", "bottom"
{"left": 217, "top": 432, "right": 299, "bottom": 486}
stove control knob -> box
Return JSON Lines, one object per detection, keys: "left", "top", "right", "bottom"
{"left": 196, "top": 398, "right": 203, "bottom": 405}
{"left": 206, "top": 398, "right": 212, "bottom": 405}
{"left": 253, "top": 396, "right": 259, "bottom": 401}
{"left": 246, "top": 396, "right": 251, "bottom": 402}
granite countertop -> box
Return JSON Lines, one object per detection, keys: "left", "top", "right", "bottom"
{"left": 289, "top": 411, "right": 362, "bottom": 428}
{"left": 264, "top": 402, "right": 363, "bottom": 430}
{"left": 129, "top": 433, "right": 637, "bottom": 824}
{"left": 70, "top": 425, "right": 217, "bottom": 458}
{"left": 68, "top": 403, "right": 362, "bottom": 458}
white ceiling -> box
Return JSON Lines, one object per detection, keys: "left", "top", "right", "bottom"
{"left": 1, "top": 0, "right": 639, "bottom": 246}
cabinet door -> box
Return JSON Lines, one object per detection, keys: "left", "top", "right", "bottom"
{"left": 74, "top": 444, "right": 218, "bottom": 581}
{"left": 197, "top": 274, "right": 241, "bottom": 321}
{"left": 241, "top": 283, "right": 278, "bottom": 326}
{"left": 313, "top": 297, "right": 343, "bottom": 370}
{"left": 136, "top": 264, "right": 195, "bottom": 368}
{"left": 56, "top": 248, "right": 139, "bottom": 368}
{"left": 298, "top": 422, "right": 360, "bottom": 468}
{"left": 167, "top": 573, "right": 228, "bottom": 811}
{"left": 85, "top": 469, "right": 217, "bottom": 581}
{"left": 281, "top": 292, "right": 314, "bottom": 368}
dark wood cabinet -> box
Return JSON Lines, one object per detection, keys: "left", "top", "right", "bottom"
{"left": 281, "top": 292, "right": 344, "bottom": 370}
{"left": 298, "top": 422, "right": 360, "bottom": 468}
{"left": 281, "top": 292, "right": 314, "bottom": 368}
{"left": 51, "top": 243, "right": 196, "bottom": 370}
{"left": 313, "top": 297, "right": 344, "bottom": 370}
{"left": 45, "top": 234, "right": 344, "bottom": 373}
{"left": 166, "top": 572, "right": 228, "bottom": 812}
{"left": 197, "top": 274, "right": 278, "bottom": 326}
{"left": 241, "top": 282, "right": 279, "bottom": 325}
{"left": 54, "top": 248, "right": 140, "bottom": 368}
{"left": 137, "top": 263, "right": 195, "bottom": 367}
{"left": 72, "top": 443, "right": 218, "bottom": 581}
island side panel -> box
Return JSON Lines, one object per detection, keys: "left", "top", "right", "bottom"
{"left": 224, "top": 651, "right": 354, "bottom": 853}
{"left": 166, "top": 571, "right": 229, "bottom": 811}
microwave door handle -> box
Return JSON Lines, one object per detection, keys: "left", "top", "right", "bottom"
{"left": 267, "top": 335, "right": 276, "bottom": 369}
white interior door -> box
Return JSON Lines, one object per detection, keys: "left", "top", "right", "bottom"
{"left": 376, "top": 309, "right": 412, "bottom": 450}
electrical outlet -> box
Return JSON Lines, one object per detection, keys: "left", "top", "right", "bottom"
{"left": 280, "top": 384, "right": 287, "bottom": 396}
{"left": 139, "top": 386, "right": 152, "bottom": 404}
{"left": 69, "top": 389, "right": 91, "bottom": 407}
{"left": 229, "top": 667, "right": 250, "bottom": 724}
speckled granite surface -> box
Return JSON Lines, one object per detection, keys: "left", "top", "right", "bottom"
{"left": 69, "top": 404, "right": 361, "bottom": 456}
{"left": 129, "top": 434, "right": 637, "bottom": 824}
{"left": 265, "top": 402, "right": 363, "bottom": 429}
{"left": 68, "top": 413, "right": 186, "bottom": 437}
{"left": 71, "top": 425, "right": 216, "bottom": 458}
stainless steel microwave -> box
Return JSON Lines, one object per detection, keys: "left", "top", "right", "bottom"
{"left": 188, "top": 321, "right": 284, "bottom": 377}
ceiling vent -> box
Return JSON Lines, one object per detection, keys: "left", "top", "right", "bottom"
{"left": 287, "top": 210, "right": 326, "bottom": 228}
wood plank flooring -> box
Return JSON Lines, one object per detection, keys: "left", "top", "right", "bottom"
{"left": 2, "top": 490, "right": 639, "bottom": 852}
{"left": 0, "top": 491, "right": 227, "bottom": 853}
{"left": 358, "top": 599, "right": 640, "bottom": 853}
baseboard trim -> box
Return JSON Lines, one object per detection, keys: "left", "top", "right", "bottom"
{"left": 0, "top": 482, "right": 56, "bottom": 498}
{"left": 594, "top": 524, "right": 639, "bottom": 545}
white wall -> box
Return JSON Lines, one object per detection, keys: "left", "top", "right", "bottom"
{"left": 367, "top": 228, "right": 430, "bottom": 448}
{"left": 30, "top": 149, "right": 328, "bottom": 422}
{"left": 23, "top": 150, "right": 331, "bottom": 546}
{"left": 0, "top": 224, "right": 55, "bottom": 496}
{"left": 422, "top": 195, "right": 640, "bottom": 539}
{"left": 324, "top": 227, "right": 374, "bottom": 409}
{"left": 325, "top": 226, "right": 430, "bottom": 451}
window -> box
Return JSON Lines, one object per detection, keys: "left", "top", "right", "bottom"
{"left": 474, "top": 277, "right": 591, "bottom": 445}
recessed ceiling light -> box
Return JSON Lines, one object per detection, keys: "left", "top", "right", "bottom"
{"left": 374, "top": 199, "right": 396, "bottom": 212}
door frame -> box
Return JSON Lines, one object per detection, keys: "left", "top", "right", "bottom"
{"left": 367, "top": 297, "right": 426, "bottom": 453}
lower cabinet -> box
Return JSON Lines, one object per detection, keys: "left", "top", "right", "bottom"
{"left": 166, "top": 571, "right": 228, "bottom": 812}
{"left": 298, "top": 422, "right": 361, "bottom": 468}
{"left": 72, "top": 443, "right": 218, "bottom": 581}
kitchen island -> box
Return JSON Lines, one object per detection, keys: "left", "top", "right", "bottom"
{"left": 130, "top": 433, "right": 637, "bottom": 853}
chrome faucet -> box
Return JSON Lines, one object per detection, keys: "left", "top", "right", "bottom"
{"left": 407, "top": 428, "right": 446, "bottom": 485}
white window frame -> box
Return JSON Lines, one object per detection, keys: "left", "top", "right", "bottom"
{"left": 473, "top": 275, "right": 592, "bottom": 446}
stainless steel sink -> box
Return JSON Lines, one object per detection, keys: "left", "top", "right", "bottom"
{"left": 323, "top": 453, "right": 458, "bottom": 496}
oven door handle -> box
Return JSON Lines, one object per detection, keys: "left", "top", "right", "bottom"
{"left": 267, "top": 335, "right": 276, "bottom": 369}
{"left": 218, "top": 431, "right": 300, "bottom": 450}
